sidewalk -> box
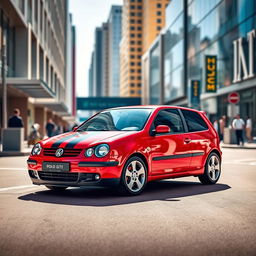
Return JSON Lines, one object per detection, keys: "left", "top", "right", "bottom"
{"left": 0, "top": 141, "right": 31, "bottom": 157}
{"left": 221, "top": 142, "right": 256, "bottom": 149}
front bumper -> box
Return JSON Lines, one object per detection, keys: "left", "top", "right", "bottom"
{"left": 27, "top": 157, "right": 122, "bottom": 187}
{"left": 28, "top": 170, "right": 120, "bottom": 187}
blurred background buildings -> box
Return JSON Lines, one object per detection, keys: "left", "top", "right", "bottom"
{"left": 0, "top": 0, "right": 76, "bottom": 139}
{"left": 1, "top": 0, "right": 256, "bottom": 142}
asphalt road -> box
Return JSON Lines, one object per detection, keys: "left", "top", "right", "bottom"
{"left": 0, "top": 148, "right": 256, "bottom": 256}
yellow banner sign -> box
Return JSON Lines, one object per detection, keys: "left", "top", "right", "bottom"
{"left": 205, "top": 55, "right": 217, "bottom": 92}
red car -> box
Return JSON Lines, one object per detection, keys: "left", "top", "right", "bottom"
{"left": 27, "top": 106, "right": 222, "bottom": 195}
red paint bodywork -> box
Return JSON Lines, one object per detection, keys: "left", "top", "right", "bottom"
{"left": 27, "top": 106, "right": 221, "bottom": 185}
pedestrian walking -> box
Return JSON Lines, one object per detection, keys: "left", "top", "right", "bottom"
{"left": 219, "top": 115, "right": 226, "bottom": 142}
{"left": 245, "top": 116, "right": 253, "bottom": 143}
{"left": 8, "top": 108, "right": 24, "bottom": 128}
{"left": 232, "top": 114, "right": 245, "bottom": 146}
{"left": 45, "top": 118, "right": 55, "bottom": 137}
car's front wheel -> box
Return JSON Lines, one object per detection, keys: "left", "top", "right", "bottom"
{"left": 45, "top": 185, "right": 68, "bottom": 191}
{"left": 198, "top": 152, "right": 221, "bottom": 185}
{"left": 119, "top": 156, "right": 147, "bottom": 195}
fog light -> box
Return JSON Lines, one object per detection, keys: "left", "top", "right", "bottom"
{"left": 95, "top": 174, "right": 100, "bottom": 180}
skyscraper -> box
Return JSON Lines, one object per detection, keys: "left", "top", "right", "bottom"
{"left": 108, "top": 5, "right": 122, "bottom": 96}
{"left": 120, "top": 0, "right": 169, "bottom": 97}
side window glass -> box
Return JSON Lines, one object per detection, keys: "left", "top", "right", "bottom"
{"left": 181, "top": 110, "right": 208, "bottom": 132}
{"left": 153, "top": 109, "right": 184, "bottom": 133}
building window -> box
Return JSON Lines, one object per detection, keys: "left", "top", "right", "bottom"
{"left": 157, "top": 26, "right": 161, "bottom": 31}
{"left": 130, "top": 40, "right": 135, "bottom": 44}
{"left": 130, "top": 5, "right": 135, "bottom": 9}
{"left": 157, "top": 3, "right": 161, "bottom": 8}
{"left": 137, "top": 62, "right": 141, "bottom": 66}
{"left": 131, "top": 47, "right": 135, "bottom": 51}
{"left": 130, "top": 12, "right": 135, "bottom": 16}
{"left": 137, "top": 34, "right": 142, "bottom": 38}
{"left": 138, "top": 48, "right": 142, "bottom": 52}
{"left": 137, "top": 83, "right": 141, "bottom": 87}
{"left": 131, "top": 62, "right": 135, "bottom": 66}
{"left": 130, "top": 26, "right": 135, "bottom": 30}
{"left": 156, "top": 11, "right": 161, "bottom": 16}
{"left": 137, "top": 26, "right": 142, "bottom": 31}
{"left": 137, "top": 12, "right": 142, "bottom": 17}
{"left": 131, "top": 83, "right": 135, "bottom": 87}
{"left": 131, "top": 76, "right": 135, "bottom": 80}
{"left": 157, "top": 19, "right": 161, "bottom": 23}
{"left": 137, "top": 76, "right": 141, "bottom": 80}
{"left": 137, "top": 69, "right": 141, "bottom": 73}
{"left": 131, "top": 90, "right": 135, "bottom": 94}
{"left": 137, "top": 41, "right": 142, "bottom": 45}
{"left": 131, "top": 33, "right": 135, "bottom": 37}
{"left": 130, "top": 69, "right": 135, "bottom": 73}
{"left": 137, "top": 5, "right": 142, "bottom": 9}
{"left": 130, "top": 55, "right": 135, "bottom": 59}
{"left": 130, "top": 19, "right": 135, "bottom": 23}
{"left": 137, "top": 55, "right": 141, "bottom": 59}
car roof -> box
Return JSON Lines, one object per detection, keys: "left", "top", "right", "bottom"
{"left": 106, "top": 105, "right": 201, "bottom": 113}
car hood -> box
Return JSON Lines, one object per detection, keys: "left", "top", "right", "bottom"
{"left": 41, "top": 131, "right": 137, "bottom": 149}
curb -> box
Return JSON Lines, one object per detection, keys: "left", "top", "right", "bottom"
{"left": 0, "top": 151, "right": 30, "bottom": 157}
{"left": 221, "top": 145, "right": 256, "bottom": 150}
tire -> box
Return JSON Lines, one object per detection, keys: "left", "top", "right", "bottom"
{"left": 118, "top": 156, "right": 147, "bottom": 196}
{"left": 45, "top": 185, "right": 68, "bottom": 191}
{"left": 198, "top": 152, "right": 221, "bottom": 185}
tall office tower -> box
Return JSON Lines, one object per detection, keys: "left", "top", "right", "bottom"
{"left": 108, "top": 5, "right": 122, "bottom": 96}
{"left": 120, "top": 0, "right": 169, "bottom": 97}
{"left": 102, "top": 22, "right": 109, "bottom": 96}
{"left": 142, "top": 0, "right": 170, "bottom": 53}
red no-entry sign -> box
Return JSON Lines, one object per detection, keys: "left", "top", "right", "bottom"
{"left": 228, "top": 92, "right": 240, "bottom": 104}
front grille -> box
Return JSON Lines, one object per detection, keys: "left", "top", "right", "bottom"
{"left": 38, "top": 171, "right": 79, "bottom": 182}
{"left": 43, "top": 148, "right": 82, "bottom": 157}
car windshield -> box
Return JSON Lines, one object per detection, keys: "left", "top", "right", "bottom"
{"left": 77, "top": 108, "right": 152, "bottom": 132}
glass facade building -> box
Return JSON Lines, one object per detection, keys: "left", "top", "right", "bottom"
{"left": 142, "top": 0, "right": 256, "bottom": 135}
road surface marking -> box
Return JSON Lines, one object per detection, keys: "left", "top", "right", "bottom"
{"left": 0, "top": 167, "right": 25, "bottom": 171}
{"left": 0, "top": 185, "right": 35, "bottom": 192}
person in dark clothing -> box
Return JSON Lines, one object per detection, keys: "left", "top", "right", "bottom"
{"left": 45, "top": 119, "right": 55, "bottom": 137}
{"left": 8, "top": 108, "right": 24, "bottom": 128}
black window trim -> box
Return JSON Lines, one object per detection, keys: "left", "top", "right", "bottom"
{"left": 150, "top": 108, "right": 186, "bottom": 136}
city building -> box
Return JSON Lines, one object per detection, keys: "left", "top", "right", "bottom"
{"left": 120, "top": 0, "right": 169, "bottom": 97}
{"left": 142, "top": 0, "right": 256, "bottom": 136}
{"left": 88, "top": 5, "right": 122, "bottom": 97}
{"left": 0, "top": 0, "right": 76, "bottom": 138}
{"left": 108, "top": 5, "right": 122, "bottom": 96}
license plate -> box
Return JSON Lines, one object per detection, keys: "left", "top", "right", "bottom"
{"left": 42, "top": 162, "right": 70, "bottom": 172}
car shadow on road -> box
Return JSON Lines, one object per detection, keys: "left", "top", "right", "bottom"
{"left": 18, "top": 180, "right": 231, "bottom": 207}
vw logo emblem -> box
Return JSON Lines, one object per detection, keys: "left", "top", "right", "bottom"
{"left": 55, "top": 148, "right": 64, "bottom": 157}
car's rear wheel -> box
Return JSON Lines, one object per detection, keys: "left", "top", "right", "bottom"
{"left": 198, "top": 152, "right": 221, "bottom": 185}
{"left": 45, "top": 185, "right": 68, "bottom": 191}
{"left": 119, "top": 156, "right": 147, "bottom": 195}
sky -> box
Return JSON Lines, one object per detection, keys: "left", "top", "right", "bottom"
{"left": 69, "top": 0, "right": 123, "bottom": 97}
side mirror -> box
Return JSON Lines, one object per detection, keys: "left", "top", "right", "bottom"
{"left": 72, "top": 126, "right": 78, "bottom": 132}
{"left": 155, "top": 125, "right": 170, "bottom": 134}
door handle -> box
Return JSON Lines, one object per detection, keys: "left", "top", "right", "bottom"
{"left": 184, "top": 138, "right": 191, "bottom": 143}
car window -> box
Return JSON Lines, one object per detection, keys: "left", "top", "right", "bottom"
{"left": 78, "top": 108, "right": 152, "bottom": 131}
{"left": 181, "top": 109, "right": 208, "bottom": 132}
{"left": 153, "top": 109, "right": 184, "bottom": 133}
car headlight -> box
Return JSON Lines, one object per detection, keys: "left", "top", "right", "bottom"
{"left": 31, "top": 143, "right": 42, "bottom": 156}
{"left": 95, "top": 144, "right": 110, "bottom": 157}
{"left": 85, "top": 148, "right": 94, "bottom": 157}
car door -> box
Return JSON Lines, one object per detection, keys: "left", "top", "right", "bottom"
{"left": 149, "top": 108, "right": 192, "bottom": 175}
{"left": 180, "top": 109, "right": 210, "bottom": 171}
